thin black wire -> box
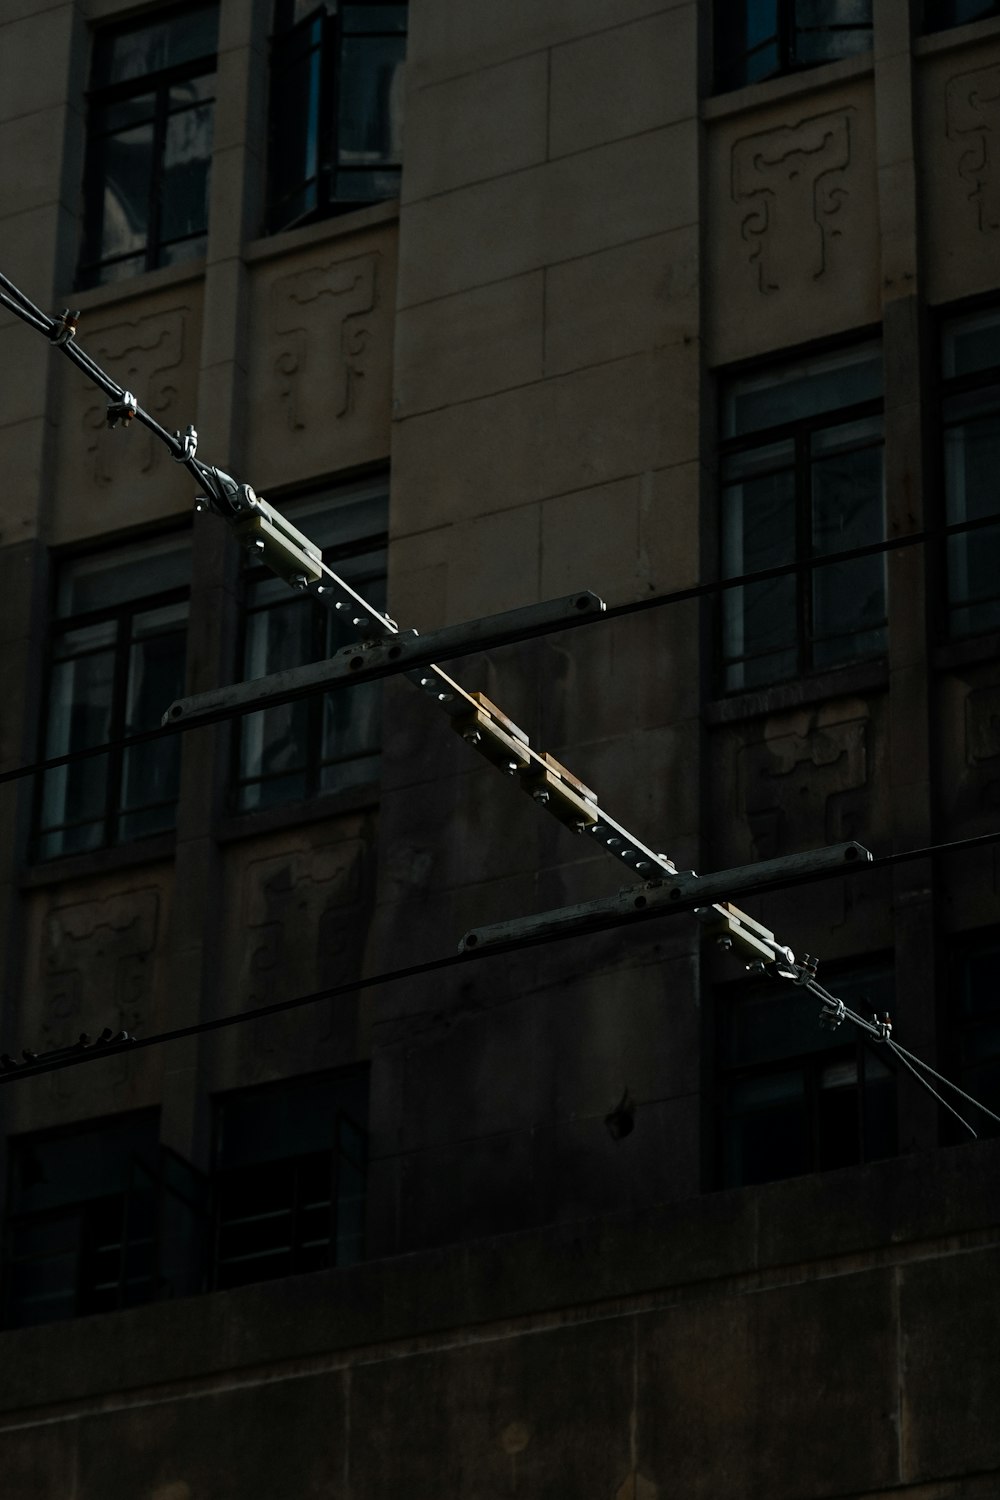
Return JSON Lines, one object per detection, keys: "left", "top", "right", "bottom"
{"left": 3, "top": 502, "right": 1000, "bottom": 790}
{"left": 3, "top": 268, "right": 1000, "bottom": 1125}
{"left": 4, "top": 266, "right": 1000, "bottom": 785}
{"left": 4, "top": 824, "right": 1000, "bottom": 1086}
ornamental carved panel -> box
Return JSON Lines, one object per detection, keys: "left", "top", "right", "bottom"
{"left": 223, "top": 830, "right": 374, "bottom": 1082}
{"left": 48, "top": 288, "right": 201, "bottom": 543}
{"left": 737, "top": 714, "right": 869, "bottom": 860}
{"left": 245, "top": 224, "right": 396, "bottom": 487}
{"left": 79, "top": 308, "right": 188, "bottom": 486}
{"left": 946, "top": 62, "right": 1000, "bottom": 234}
{"left": 270, "top": 252, "right": 379, "bottom": 430}
{"left": 731, "top": 108, "right": 855, "bottom": 295}
{"left": 37, "top": 887, "right": 161, "bottom": 1099}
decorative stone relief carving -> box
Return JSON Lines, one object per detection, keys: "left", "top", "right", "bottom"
{"left": 237, "top": 838, "right": 369, "bottom": 1074}
{"left": 946, "top": 63, "right": 1000, "bottom": 233}
{"left": 738, "top": 716, "right": 868, "bottom": 859}
{"left": 40, "top": 888, "right": 159, "bottom": 1094}
{"left": 731, "top": 109, "right": 854, "bottom": 293}
{"left": 80, "top": 309, "right": 187, "bottom": 485}
{"left": 270, "top": 252, "right": 379, "bottom": 430}
{"left": 965, "top": 682, "right": 1000, "bottom": 811}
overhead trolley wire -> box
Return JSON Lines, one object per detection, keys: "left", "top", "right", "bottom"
{"left": 3, "top": 506, "right": 1000, "bottom": 789}
{"left": 3, "top": 268, "right": 1000, "bottom": 1137}
{"left": 3, "top": 824, "right": 1000, "bottom": 1090}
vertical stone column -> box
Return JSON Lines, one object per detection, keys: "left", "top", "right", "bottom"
{"left": 874, "top": 1, "right": 937, "bottom": 1150}
{"left": 0, "top": 1, "right": 85, "bottom": 1165}
{"left": 159, "top": 0, "right": 270, "bottom": 1168}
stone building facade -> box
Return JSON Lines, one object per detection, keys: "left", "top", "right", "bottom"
{"left": 0, "top": 0, "right": 998, "bottom": 1495}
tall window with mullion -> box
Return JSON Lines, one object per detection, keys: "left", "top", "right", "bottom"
{"left": 720, "top": 344, "right": 886, "bottom": 693}
{"left": 716, "top": 963, "right": 897, "bottom": 1187}
{"left": 78, "top": 3, "right": 218, "bottom": 289}
{"left": 212, "top": 1071, "right": 368, "bottom": 1289}
{"left": 2, "top": 1112, "right": 205, "bottom": 1328}
{"left": 37, "top": 536, "right": 190, "bottom": 861}
{"left": 714, "top": 0, "right": 873, "bottom": 92}
{"left": 235, "top": 481, "right": 387, "bottom": 811}
{"left": 940, "top": 308, "right": 1000, "bottom": 637}
{"left": 268, "top": 0, "right": 407, "bottom": 234}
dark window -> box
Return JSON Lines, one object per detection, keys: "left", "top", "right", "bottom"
{"left": 212, "top": 1071, "right": 368, "bottom": 1289}
{"left": 940, "top": 309, "right": 1000, "bottom": 638}
{"left": 714, "top": 0, "right": 873, "bottom": 92}
{"left": 36, "top": 535, "right": 190, "bottom": 861}
{"left": 2, "top": 1114, "right": 204, "bottom": 1327}
{"left": 717, "top": 963, "right": 896, "bottom": 1187}
{"left": 78, "top": 3, "right": 219, "bottom": 289}
{"left": 924, "top": 1, "right": 1000, "bottom": 30}
{"left": 719, "top": 343, "right": 885, "bottom": 693}
{"left": 267, "top": 0, "right": 407, "bottom": 234}
{"left": 944, "top": 934, "right": 1000, "bottom": 1141}
{"left": 234, "top": 481, "right": 387, "bottom": 812}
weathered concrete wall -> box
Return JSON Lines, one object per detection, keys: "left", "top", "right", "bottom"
{"left": 0, "top": 1143, "right": 996, "bottom": 1499}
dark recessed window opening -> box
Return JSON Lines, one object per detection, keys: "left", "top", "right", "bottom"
{"left": 2, "top": 1113, "right": 205, "bottom": 1328}
{"left": 943, "top": 934, "right": 1000, "bottom": 1141}
{"left": 36, "top": 534, "right": 190, "bottom": 862}
{"left": 234, "top": 480, "right": 387, "bottom": 812}
{"left": 940, "top": 308, "right": 1000, "bottom": 638}
{"left": 78, "top": 2, "right": 219, "bottom": 289}
{"left": 267, "top": 0, "right": 407, "bottom": 234}
{"left": 717, "top": 963, "right": 897, "bottom": 1187}
{"left": 923, "top": 1, "right": 1000, "bottom": 32}
{"left": 212, "top": 1070, "right": 368, "bottom": 1290}
{"left": 714, "top": 0, "right": 873, "bottom": 93}
{"left": 719, "top": 342, "right": 886, "bottom": 694}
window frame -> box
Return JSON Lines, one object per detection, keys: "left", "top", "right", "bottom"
{"left": 1, "top": 1110, "right": 205, "bottom": 1327}
{"left": 231, "top": 484, "right": 388, "bottom": 815}
{"left": 209, "top": 1069, "right": 369, "bottom": 1291}
{"left": 711, "top": 958, "right": 898, "bottom": 1189}
{"left": 939, "top": 929, "right": 1000, "bottom": 1143}
{"left": 266, "top": 0, "right": 407, "bottom": 235}
{"left": 77, "top": 2, "right": 219, "bottom": 289}
{"left": 936, "top": 304, "right": 1000, "bottom": 642}
{"left": 717, "top": 341, "right": 887, "bottom": 695}
{"left": 713, "top": 0, "right": 874, "bottom": 94}
{"left": 33, "top": 533, "right": 191, "bottom": 864}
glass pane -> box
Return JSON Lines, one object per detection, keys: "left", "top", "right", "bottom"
{"left": 794, "top": 0, "right": 872, "bottom": 66}
{"left": 9, "top": 1116, "right": 159, "bottom": 1215}
{"left": 216, "top": 1076, "right": 366, "bottom": 1170}
{"left": 724, "top": 345, "right": 882, "bottom": 438}
{"left": 96, "top": 122, "right": 154, "bottom": 263}
{"left": 268, "top": 21, "right": 323, "bottom": 225}
{"left": 943, "top": 309, "right": 1000, "bottom": 379}
{"left": 159, "top": 102, "right": 214, "bottom": 244}
{"left": 40, "top": 647, "right": 115, "bottom": 847}
{"left": 57, "top": 536, "right": 190, "bottom": 618}
{"left": 817, "top": 1081, "right": 861, "bottom": 1170}
{"left": 721, "top": 468, "right": 797, "bottom": 685}
{"left": 724, "top": 985, "right": 850, "bottom": 1068}
{"left": 337, "top": 35, "right": 406, "bottom": 167}
{"left": 343, "top": 5, "right": 407, "bottom": 33}
{"left": 93, "top": 5, "right": 219, "bottom": 87}
{"left": 120, "top": 620, "right": 186, "bottom": 822}
{"left": 724, "top": 1071, "right": 808, "bottom": 1186}
{"left": 158, "top": 235, "right": 207, "bottom": 270}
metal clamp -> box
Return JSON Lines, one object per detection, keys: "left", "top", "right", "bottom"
{"left": 48, "top": 307, "right": 79, "bottom": 345}
{"left": 172, "top": 423, "right": 198, "bottom": 461}
{"left": 818, "top": 996, "right": 846, "bottom": 1030}
{"left": 106, "top": 391, "right": 137, "bottom": 428}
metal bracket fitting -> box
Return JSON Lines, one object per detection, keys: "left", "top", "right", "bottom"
{"left": 106, "top": 391, "right": 137, "bottom": 428}
{"left": 48, "top": 307, "right": 79, "bottom": 345}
